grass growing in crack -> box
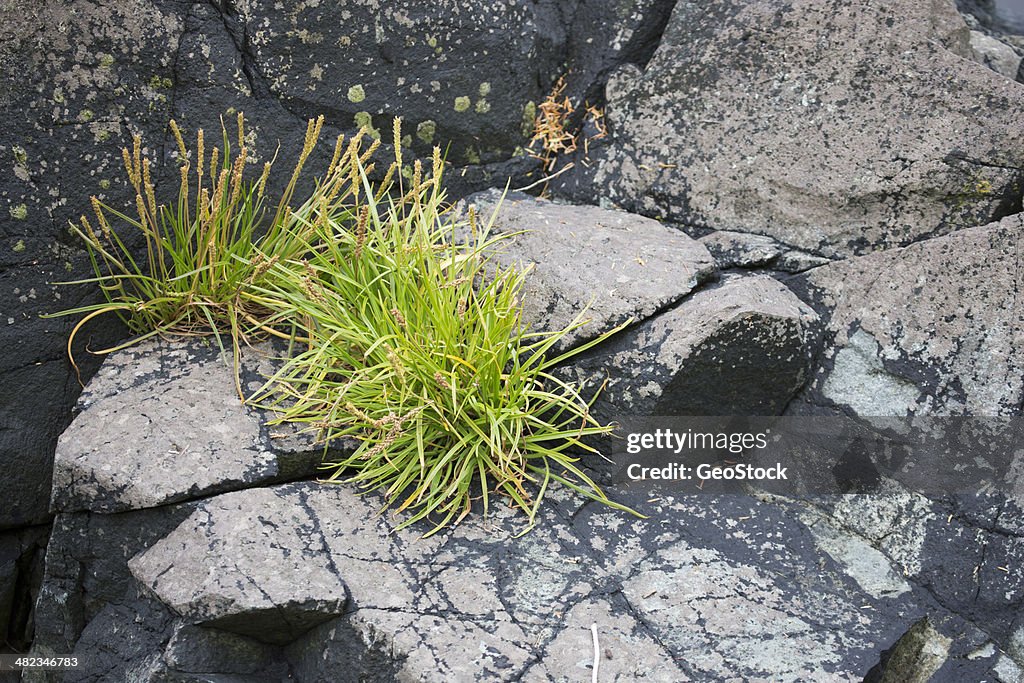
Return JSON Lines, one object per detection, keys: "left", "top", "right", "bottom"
{"left": 53, "top": 111, "right": 634, "bottom": 534}
{"left": 250, "top": 123, "right": 635, "bottom": 536}
{"left": 49, "top": 113, "right": 363, "bottom": 391}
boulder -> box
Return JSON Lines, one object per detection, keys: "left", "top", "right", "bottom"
{"left": 558, "top": 0, "right": 1024, "bottom": 258}
{"left": 30, "top": 477, "right": 1021, "bottom": 680}
{"left": 969, "top": 29, "right": 1023, "bottom": 79}
{"left": 561, "top": 275, "right": 820, "bottom": 419}
{"left": 50, "top": 339, "right": 349, "bottom": 515}
{"left": 789, "top": 213, "right": 1024, "bottom": 416}
{"left": 128, "top": 487, "right": 351, "bottom": 645}
{"left": 462, "top": 190, "right": 716, "bottom": 350}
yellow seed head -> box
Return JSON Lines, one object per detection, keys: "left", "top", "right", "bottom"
{"left": 196, "top": 129, "right": 205, "bottom": 179}
{"left": 392, "top": 117, "right": 402, "bottom": 167}
{"left": 169, "top": 119, "right": 187, "bottom": 159}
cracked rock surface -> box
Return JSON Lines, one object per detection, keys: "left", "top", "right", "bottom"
{"left": 28, "top": 478, "right": 1023, "bottom": 681}
{"left": 558, "top": 0, "right": 1024, "bottom": 258}
{"left": 789, "top": 213, "right": 1024, "bottom": 416}
{"left": 461, "top": 189, "right": 716, "bottom": 350}
{"left": 51, "top": 340, "right": 346, "bottom": 515}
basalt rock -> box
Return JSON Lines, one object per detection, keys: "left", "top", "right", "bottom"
{"left": 561, "top": 275, "right": 821, "bottom": 420}
{"left": 460, "top": 189, "right": 716, "bottom": 351}
{"left": 558, "top": 0, "right": 1024, "bottom": 259}
{"left": 29, "top": 476, "right": 1021, "bottom": 681}
{"left": 50, "top": 339, "right": 351, "bottom": 515}
{"left": 788, "top": 213, "right": 1024, "bottom": 417}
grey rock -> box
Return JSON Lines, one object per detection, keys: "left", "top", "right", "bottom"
{"left": 560, "top": 0, "right": 1024, "bottom": 258}
{"left": 790, "top": 213, "right": 1024, "bottom": 416}
{"left": 30, "top": 473, "right": 1023, "bottom": 681}
{"left": 128, "top": 487, "right": 350, "bottom": 645}
{"left": 462, "top": 190, "right": 716, "bottom": 350}
{"left": 877, "top": 617, "right": 952, "bottom": 683}
{"left": 699, "top": 230, "right": 783, "bottom": 269}
{"left": 521, "top": 597, "right": 688, "bottom": 681}
{"left": 50, "top": 338, "right": 351, "bottom": 515}
{"left": 775, "top": 250, "right": 832, "bottom": 274}
{"left": 160, "top": 623, "right": 281, "bottom": 677}
{"left": 562, "top": 275, "right": 820, "bottom": 419}
{"left": 820, "top": 330, "right": 924, "bottom": 417}
{"left": 970, "top": 29, "right": 1024, "bottom": 78}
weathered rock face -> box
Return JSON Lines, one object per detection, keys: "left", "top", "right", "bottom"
{"left": 50, "top": 339, "right": 349, "bottom": 515}
{"left": 462, "top": 190, "right": 716, "bottom": 350}
{"left": 29, "top": 476, "right": 1022, "bottom": 681}
{"left": 0, "top": 0, "right": 183, "bottom": 530}
{"left": 559, "top": 0, "right": 1024, "bottom": 258}
{"left": 789, "top": 213, "right": 1024, "bottom": 417}
{"left": 562, "top": 275, "right": 821, "bottom": 420}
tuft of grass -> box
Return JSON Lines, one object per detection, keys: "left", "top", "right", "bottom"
{"left": 250, "top": 124, "right": 636, "bottom": 535}
{"left": 48, "top": 113, "right": 375, "bottom": 391}
{"left": 53, "top": 111, "right": 636, "bottom": 534}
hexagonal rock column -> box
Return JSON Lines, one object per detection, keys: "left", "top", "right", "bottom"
{"left": 562, "top": 274, "right": 821, "bottom": 419}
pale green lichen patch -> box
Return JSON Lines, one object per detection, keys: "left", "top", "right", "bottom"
{"left": 148, "top": 75, "right": 173, "bottom": 89}
{"left": 79, "top": 109, "right": 94, "bottom": 123}
{"left": 416, "top": 120, "right": 436, "bottom": 145}
{"left": 10, "top": 204, "right": 28, "bottom": 220}
{"left": 401, "top": 134, "right": 412, "bottom": 148}
{"left": 522, "top": 101, "right": 537, "bottom": 137}
{"left": 13, "top": 239, "right": 25, "bottom": 252}
{"left": 479, "top": 82, "right": 491, "bottom": 97}
{"left": 99, "top": 179, "right": 111, "bottom": 190}
{"left": 353, "top": 112, "right": 380, "bottom": 139}
{"left": 98, "top": 53, "right": 115, "bottom": 69}
{"left": 454, "top": 96, "right": 471, "bottom": 112}
{"left": 475, "top": 99, "right": 490, "bottom": 114}
{"left": 465, "top": 146, "right": 481, "bottom": 164}
{"left": 347, "top": 84, "right": 366, "bottom": 103}
{"left": 12, "top": 146, "right": 27, "bottom": 165}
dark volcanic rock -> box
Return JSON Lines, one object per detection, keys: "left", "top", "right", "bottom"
{"left": 462, "top": 190, "right": 716, "bottom": 350}
{"left": 31, "top": 477, "right": 1021, "bottom": 681}
{"left": 0, "top": 0, "right": 182, "bottom": 529}
{"left": 789, "top": 213, "right": 1024, "bottom": 417}
{"left": 50, "top": 339, "right": 351, "bottom": 515}
{"left": 559, "top": 0, "right": 1024, "bottom": 258}
{"left": 561, "top": 275, "right": 821, "bottom": 419}
{"left": 0, "top": 524, "right": 48, "bottom": 651}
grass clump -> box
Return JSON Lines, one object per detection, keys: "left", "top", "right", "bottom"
{"left": 50, "top": 113, "right": 366, "bottom": 388}
{"left": 55, "top": 112, "right": 633, "bottom": 534}
{"left": 251, "top": 123, "right": 633, "bottom": 535}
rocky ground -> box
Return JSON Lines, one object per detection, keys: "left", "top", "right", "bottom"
{"left": 3, "top": 0, "right": 1024, "bottom": 680}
